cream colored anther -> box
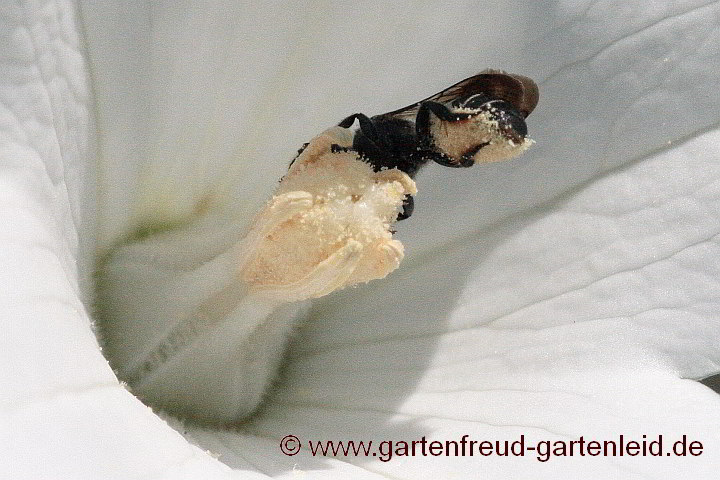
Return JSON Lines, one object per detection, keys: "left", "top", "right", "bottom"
{"left": 240, "top": 126, "right": 416, "bottom": 301}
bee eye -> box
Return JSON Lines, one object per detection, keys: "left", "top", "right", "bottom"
{"left": 501, "top": 110, "right": 527, "bottom": 138}
{"left": 476, "top": 100, "right": 527, "bottom": 141}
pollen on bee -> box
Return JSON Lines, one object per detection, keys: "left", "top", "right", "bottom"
{"left": 430, "top": 110, "right": 533, "bottom": 165}
{"left": 239, "top": 126, "right": 416, "bottom": 302}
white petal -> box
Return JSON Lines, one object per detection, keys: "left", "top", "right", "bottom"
{"left": 1, "top": 2, "right": 231, "bottom": 478}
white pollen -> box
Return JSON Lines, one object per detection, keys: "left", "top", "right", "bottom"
{"left": 430, "top": 110, "right": 533, "bottom": 165}
{"left": 240, "top": 126, "right": 416, "bottom": 301}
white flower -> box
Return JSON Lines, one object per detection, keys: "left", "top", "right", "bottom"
{"left": 3, "top": 1, "right": 720, "bottom": 479}
{"left": 96, "top": 124, "right": 416, "bottom": 423}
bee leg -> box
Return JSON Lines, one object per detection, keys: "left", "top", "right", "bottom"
{"left": 338, "top": 113, "right": 393, "bottom": 171}
{"left": 416, "top": 101, "right": 473, "bottom": 147}
{"left": 396, "top": 194, "right": 414, "bottom": 221}
{"left": 339, "top": 113, "right": 380, "bottom": 139}
{"left": 458, "top": 142, "right": 490, "bottom": 167}
{"left": 419, "top": 151, "right": 467, "bottom": 168}
{"left": 420, "top": 101, "right": 474, "bottom": 122}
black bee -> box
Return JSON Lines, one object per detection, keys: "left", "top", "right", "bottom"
{"left": 297, "top": 70, "right": 539, "bottom": 220}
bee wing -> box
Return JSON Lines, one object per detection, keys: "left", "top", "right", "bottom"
{"left": 381, "top": 70, "right": 539, "bottom": 120}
